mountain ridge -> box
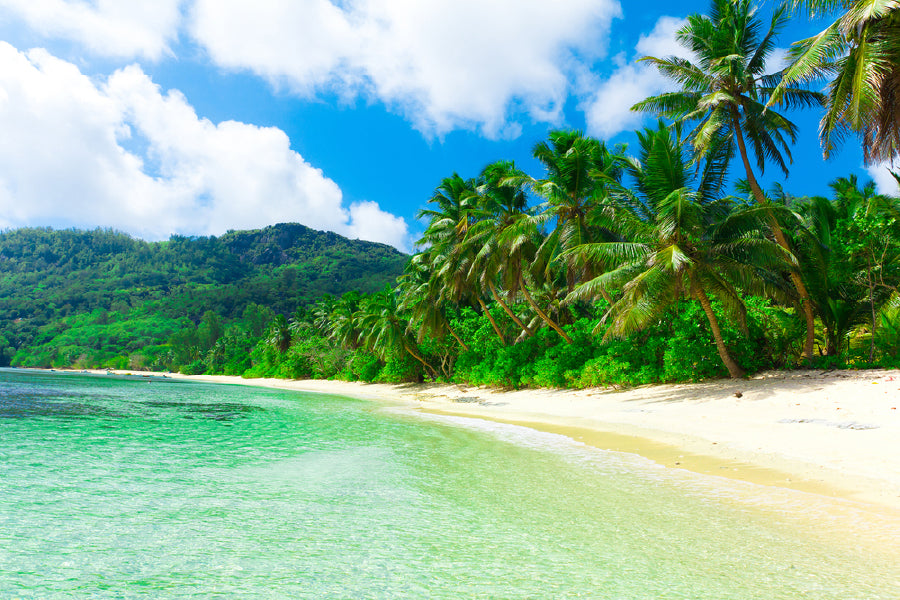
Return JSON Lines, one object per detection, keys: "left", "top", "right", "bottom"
{"left": 0, "top": 222, "right": 408, "bottom": 368}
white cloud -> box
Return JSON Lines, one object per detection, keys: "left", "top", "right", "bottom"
{"left": 583, "top": 55, "right": 668, "bottom": 139}
{"left": 583, "top": 16, "right": 794, "bottom": 141}
{"left": 0, "top": 0, "right": 183, "bottom": 59}
{"left": 583, "top": 16, "right": 686, "bottom": 139}
{"left": 189, "top": 0, "right": 622, "bottom": 137}
{"left": 0, "top": 43, "right": 410, "bottom": 250}
{"left": 634, "top": 16, "right": 687, "bottom": 60}
{"left": 2, "top": 0, "right": 624, "bottom": 138}
{"left": 867, "top": 162, "right": 900, "bottom": 197}
{"left": 766, "top": 47, "right": 790, "bottom": 73}
{"left": 345, "top": 201, "right": 409, "bottom": 249}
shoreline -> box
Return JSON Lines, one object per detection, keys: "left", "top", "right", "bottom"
{"left": 39, "top": 367, "right": 900, "bottom": 512}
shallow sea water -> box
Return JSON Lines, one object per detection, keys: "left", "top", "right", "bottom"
{"left": 1, "top": 369, "right": 897, "bottom": 599}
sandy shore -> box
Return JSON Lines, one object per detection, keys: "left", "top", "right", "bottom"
{"left": 65, "top": 368, "right": 900, "bottom": 511}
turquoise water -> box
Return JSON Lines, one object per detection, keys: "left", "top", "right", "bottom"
{"left": 1, "top": 370, "right": 897, "bottom": 598}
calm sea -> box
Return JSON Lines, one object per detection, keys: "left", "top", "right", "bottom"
{"left": 0, "top": 369, "right": 897, "bottom": 598}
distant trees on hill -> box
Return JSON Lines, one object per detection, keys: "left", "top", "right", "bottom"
{"left": 0, "top": 223, "right": 407, "bottom": 369}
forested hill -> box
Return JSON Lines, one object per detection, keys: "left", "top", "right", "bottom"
{"left": 0, "top": 224, "right": 408, "bottom": 369}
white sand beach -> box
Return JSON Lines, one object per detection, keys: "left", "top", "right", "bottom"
{"left": 143, "top": 368, "right": 900, "bottom": 512}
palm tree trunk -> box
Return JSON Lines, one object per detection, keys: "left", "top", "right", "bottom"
{"left": 476, "top": 296, "right": 506, "bottom": 345}
{"left": 731, "top": 107, "right": 767, "bottom": 204}
{"left": 868, "top": 263, "right": 876, "bottom": 363}
{"left": 825, "top": 329, "right": 838, "bottom": 356}
{"left": 402, "top": 340, "right": 437, "bottom": 380}
{"left": 767, "top": 213, "right": 817, "bottom": 361}
{"left": 692, "top": 278, "right": 745, "bottom": 379}
{"left": 731, "top": 108, "right": 816, "bottom": 361}
{"left": 519, "top": 280, "right": 573, "bottom": 343}
{"left": 488, "top": 279, "right": 534, "bottom": 337}
{"left": 447, "top": 324, "right": 469, "bottom": 352}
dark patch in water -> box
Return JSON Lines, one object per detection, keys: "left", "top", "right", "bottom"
{"left": 141, "top": 400, "right": 262, "bottom": 421}
{"left": 0, "top": 395, "right": 118, "bottom": 419}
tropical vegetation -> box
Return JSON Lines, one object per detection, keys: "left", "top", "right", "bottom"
{"left": 0, "top": 223, "right": 407, "bottom": 371}
{"left": 6, "top": 0, "right": 900, "bottom": 387}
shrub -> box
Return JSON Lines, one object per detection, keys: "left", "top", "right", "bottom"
{"left": 181, "top": 359, "right": 208, "bottom": 375}
{"left": 375, "top": 354, "right": 419, "bottom": 383}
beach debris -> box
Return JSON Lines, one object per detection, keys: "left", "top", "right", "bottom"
{"left": 836, "top": 422, "right": 878, "bottom": 430}
{"left": 778, "top": 418, "right": 878, "bottom": 430}
{"left": 452, "top": 397, "right": 481, "bottom": 404}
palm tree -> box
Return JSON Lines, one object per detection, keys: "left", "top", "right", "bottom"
{"left": 397, "top": 251, "right": 469, "bottom": 352}
{"left": 633, "top": 0, "right": 825, "bottom": 360}
{"left": 794, "top": 175, "right": 900, "bottom": 358}
{"left": 310, "top": 295, "right": 337, "bottom": 336}
{"left": 356, "top": 287, "right": 437, "bottom": 380}
{"left": 774, "top": 0, "right": 900, "bottom": 163}
{"left": 466, "top": 161, "right": 537, "bottom": 339}
{"left": 326, "top": 291, "right": 362, "bottom": 350}
{"left": 266, "top": 314, "right": 292, "bottom": 353}
{"left": 522, "top": 130, "right": 627, "bottom": 298}
{"left": 566, "top": 123, "right": 784, "bottom": 379}
{"left": 418, "top": 174, "right": 507, "bottom": 344}
{"left": 467, "top": 159, "right": 577, "bottom": 343}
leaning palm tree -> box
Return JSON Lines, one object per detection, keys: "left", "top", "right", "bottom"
{"left": 633, "top": 0, "right": 825, "bottom": 360}
{"left": 773, "top": 0, "right": 900, "bottom": 164}
{"left": 465, "top": 160, "right": 578, "bottom": 342}
{"left": 397, "top": 250, "right": 469, "bottom": 352}
{"left": 518, "top": 130, "right": 627, "bottom": 298}
{"left": 356, "top": 287, "right": 437, "bottom": 380}
{"left": 418, "top": 174, "right": 508, "bottom": 344}
{"left": 566, "top": 123, "right": 785, "bottom": 379}
{"left": 466, "top": 161, "right": 537, "bottom": 339}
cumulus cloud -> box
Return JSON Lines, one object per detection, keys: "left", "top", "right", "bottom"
{"left": 189, "top": 0, "right": 622, "bottom": 137}
{"left": 0, "top": 0, "right": 183, "bottom": 59}
{"left": 633, "top": 16, "right": 687, "bottom": 60}
{"left": 583, "top": 16, "right": 790, "bottom": 140}
{"left": 0, "top": 43, "right": 410, "bottom": 250}
{"left": 2, "top": 0, "right": 624, "bottom": 137}
{"left": 867, "top": 162, "right": 900, "bottom": 197}
{"left": 345, "top": 201, "right": 409, "bottom": 248}
{"left": 583, "top": 16, "right": 686, "bottom": 139}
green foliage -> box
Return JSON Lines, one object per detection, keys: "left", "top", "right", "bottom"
{"left": 523, "top": 321, "right": 596, "bottom": 388}
{"left": 657, "top": 301, "right": 770, "bottom": 382}
{"left": 1, "top": 224, "right": 406, "bottom": 372}
{"left": 875, "top": 303, "right": 900, "bottom": 367}
{"left": 339, "top": 351, "right": 383, "bottom": 382}
{"left": 292, "top": 336, "right": 349, "bottom": 380}
{"left": 181, "top": 359, "right": 208, "bottom": 375}
{"left": 375, "top": 354, "right": 420, "bottom": 383}
{"left": 8, "top": 119, "right": 900, "bottom": 390}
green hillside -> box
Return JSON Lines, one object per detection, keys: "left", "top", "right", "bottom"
{"left": 0, "top": 224, "right": 407, "bottom": 369}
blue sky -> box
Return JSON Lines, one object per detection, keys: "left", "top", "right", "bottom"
{"left": 0, "top": 0, "right": 895, "bottom": 252}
